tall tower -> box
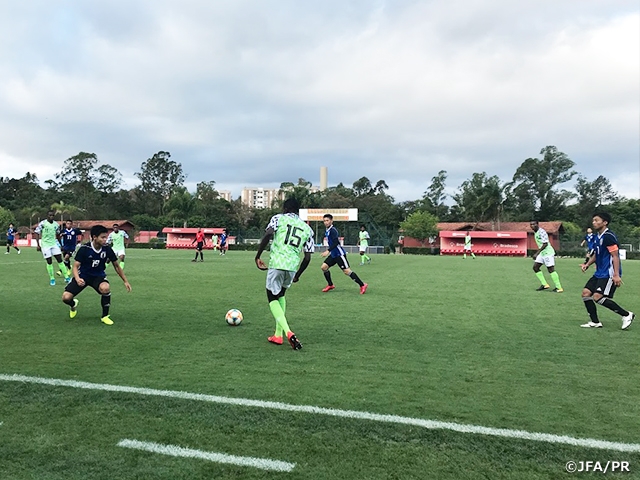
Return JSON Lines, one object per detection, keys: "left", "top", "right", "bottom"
{"left": 320, "top": 166, "right": 328, "bottom": 191}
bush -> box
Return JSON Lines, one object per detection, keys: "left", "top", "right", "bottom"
{"left": 129, "top": 242, "right": 166, "bottom": 249}
{"left": 402, "top": 247, "right": 440, "bottom": 255}
{"left": 228, "top": 243, "right": 262, "bottom": 251}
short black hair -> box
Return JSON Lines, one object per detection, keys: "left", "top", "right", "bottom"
{"left": 90, "top": 225, "right": 109, "bottom": 238}
{"left": 323, "top": 213, "right": 333, "bottom": 220}
{"left": 113, "top": 223, "right": 119, "bottom": 227}
{"left": 530, "top": 220, "right": 539, "bottom": 225}
{"left": 360, "top": 224, "right": 366, "bottom": 229}
{"left": 283, "top": 198, "right": 300, "bottom": 214}
{"left": 47, "top": 210, "right": 54, "bottom": 215}
{"left": 593, "top": 212, "right": 612, "bottom": 225}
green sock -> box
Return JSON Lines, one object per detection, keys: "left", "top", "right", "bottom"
{"left": 471, "top": 253, "right": 476, "bottom": 259}
{"left": 535, "top": 271, "right": 547, "bottom": 286}
{"left": 60, "top": 265, "right": 69, "bottom": 277}
{"left": 269, "top": 300, "right": 291, "bottom": 336}
{"left": 46, "top": 264, "right": 55, "bottom": 280}
{"left": 463, "top": 253, "right": 467, "bottom": 259}
{"left": 364, "top": 255, "right": 371, "bottom": 262}
{"left": 120, "top": 261, "right": 125, "bottom": 271}
{"left": 278, "top": 296, "right": 286, "bottom": 315}
{"left": 550, "top": 271, "right": 562, "bottom": 289}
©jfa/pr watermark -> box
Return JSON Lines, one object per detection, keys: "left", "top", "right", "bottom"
{"left": 566, "top": 461, "right": 630, "bottom": 474}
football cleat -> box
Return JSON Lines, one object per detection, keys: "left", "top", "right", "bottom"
{"left": 56, "top": 271, "right": 62, "bottom": 277}
{"left": 360, "top": 283, "right": 368, "bottom": 295}
{"left": 622, "top": 312, "right": 635, "bottom": 331}
{"left": 580, "top": 321, "right": 602, "bottom": 328}
{"left": 49, "top": 279, "right": 56, "bottom": 286}
{"left": 536, "top": 285, "right": 550, "bottom": 291}
{"left": 552, "top": 288, "right": 563, "bottom": 293}
{"left": 268, "top": 335, "right": 283, "bottom": 345}
{"left": 70, "top": 299, "right": 79, "bottom": 319}
{"left": 322, "top": 285, "right": 335, "bottom": 293}
{"left": 287, "top": 332, "right": 302, "bottom": 350}
{"left": 101, "top": 315, "right": 114, "bottom": 326}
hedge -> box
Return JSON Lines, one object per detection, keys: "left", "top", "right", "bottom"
{"left": 129, "top": 242, "right": 166, "bottom": 249}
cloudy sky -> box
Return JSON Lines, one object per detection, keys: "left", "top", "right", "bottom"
{"left": 1, "top": 0, "right": 638, "bottom": 202}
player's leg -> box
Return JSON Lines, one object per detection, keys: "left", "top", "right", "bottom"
{"left": 593, "top": 279, "right": 634, "bottom": 329}
{"left": 546, "top": 260, "right": 562, "bottom": 292}
{"left": 62, "top": 279, "right": 84, "bottom": 319}
{"left": 54, "top": 253, "right": 71, "bottom": 282}
{"left": 533, "top": 258, "right": 549, "bottom": 290}
{"left": 5, "top": 241, "right": 9, "bottom": 254}
{"left": 470, "top": 248, "right": 476, "bottom": 259}
{"left": 96, "top": 280, "right": 113, "bottom": 325}
{"left": 119, "top": 253, "right": 125, "bottom": 271}
{"left": 581, "top": 278, "right": 601, "bottom": 327}
{"left": 321, "top": 258, "right": 335, "bottom": 291}
{"left": 192, "top": 246, "right": 199, "bottom": 262}
{"left": 266, "top": 270, "right": 301, "bottom": 349}
{"left": 199, "top": 249, "right": 203, "bottom": 261}
{"left": 359, "top": 250, "right": 365, "bottom": 265}
{"left": 63, "top": 251, "right": 71, "bottom": 271}
{"left": 341, "top": 256, "right": 367, "bottom": 293}
{"left": 43, "top": 249, "right": 56, "bottom": 285}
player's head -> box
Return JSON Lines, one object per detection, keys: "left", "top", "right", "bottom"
{"left": 47, "top": 210, "right": 55, "bottom": 221}
{"left": 360, "top": 225, "right": 366, "bottom": 231}
{"left": 529, "top": 220, "right": 539, "bottom": 232}
{"left": 197, "top": 227, "right": 201, "bottom": 232}
{"left": 283, "top": 198, "right": 300, "bottom": 214}
{"left": 466, "top": 230, "right": 470, "bottom": 235}
{"left": 113, "top": 223, "right": 120, "bottom": 232}
{"left": 586, "top": 227, "right": 592, "bottom": 234}
{"left": 9, "top": 223, "right": 13, "bottom": 228}
{"left": 323, "top": 213, "right": 333, "bottom": 228}
{"left": 66, "top": 220, "right": 72, "bottom": 228}
{"left": 90, "top": 225, "right": 109, "bottom": 246}
{"left": 592, "top": 212, "right": 611, "bottom": 231}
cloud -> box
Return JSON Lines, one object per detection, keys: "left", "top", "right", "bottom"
{"left": 0, "top": 0, "right": 638, "bottom": 202}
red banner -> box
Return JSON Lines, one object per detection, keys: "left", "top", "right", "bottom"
{"left": 439, "top": 231, "right": 528, "bottom": 256}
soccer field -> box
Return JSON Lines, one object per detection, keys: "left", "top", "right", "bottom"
{"left": 1, "top": 249, "right": 639, "bottom": 479}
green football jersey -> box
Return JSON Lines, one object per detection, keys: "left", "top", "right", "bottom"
{"left": 534, "top": 228, "right": 555, "bottom": 256}
{"left": 35, "top": 220, "right": 60, "bottom": 247}
{"left": 267, "top": 213, "right": 314, "bottom": 271}
{"left": 465, "top": 235, "right": 472, "bottom": 246}
{"left": 359, "top": 230, "right": 370, "bottom": 247}
{"left": 108, "top": 230, "right": 129, "bottom": 251}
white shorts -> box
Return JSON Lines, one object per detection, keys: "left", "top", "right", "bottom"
{"left": 535, "top": 254, "right": 555, "bottom": 267}
{"left": 359, "top": 245, "right": 368, "bottom": 253}
{"left": 464, "top": 245, "right": 472, "bottom": 251}
{"left": 41, "top": 245, "right": 62, "bottom": 259}
{"left": 266, "top": 268, "right": 296, "bottom": 295}
{"left": 113, "top": 250, "right": 126, "bottom": 258}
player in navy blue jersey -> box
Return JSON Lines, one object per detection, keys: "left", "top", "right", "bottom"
{"left": 580, "top": 212, "right": 634, "bottom": 330}
{"left": 61, "top": 224, "right": 131, "bottom": 326}
{"left": 61, "top": 220, "right": 82, "bottom": 270}
{"left": 580, "top": 227, "right": 597, "bottom": 264}
{"left": 5, "top": 223, "right": 21, "bottom": 254}
{"left": 320, "top": 214, "right": 368, "bottom": 294}
{"left": 219, "top": 229, "right": 228, "bottom": 255}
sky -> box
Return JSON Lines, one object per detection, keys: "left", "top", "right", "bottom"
{"left": 0, "top": 0, "right": 638, "bottom": 203}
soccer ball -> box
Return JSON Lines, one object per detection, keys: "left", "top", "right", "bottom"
{"left": 225, "top": 309, "right": 243, "bottom": 326}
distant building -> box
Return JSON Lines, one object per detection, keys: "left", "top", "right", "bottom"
{"left": 241, "top": 187, "right": 284, "bottom": 208}
{"left": 217, "top": 190, "right": 232, "bottom": 202}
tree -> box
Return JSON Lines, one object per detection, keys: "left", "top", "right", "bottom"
{"left": 55, "top": 152, "right": 99, "bottom": 210}
{"left": 352, "top": 177, "right": 373, "bottom": 197}
{"left": 0, "top": 205, "right": 16, "bottom": 229}
{"left": 51, "top": 200, "right": 83, "bottom": 222}
{"left": 400, "top": 211, "right": 438, "bottom": 246}
{"left": 573, "top": 175, "right": 619, "bottom": 226}
{"left": 96, "top": 164, "right": 123, "bottom": 194}
{"left": 165, "top": 187, "right": 196, "bottom": 227}
{"left": 453, "top": 173, "right": 504, "bottom": 224}
{"left": 510, "top": 146, "right": 576, "bottom": 220}
{"left": 424, "top": 170, "right": 448, "bottom": 218}
{"left": 135, "top": 151, "right": 185, "bottom": 215}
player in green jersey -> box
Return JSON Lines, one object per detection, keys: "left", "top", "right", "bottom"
{"left": 358, "top": 225, "right": 372, "bottom": 265}
{"left": 530, "top": 221, "right": 563, "bottom": 292}
{"left": 463, "top": 231, "right": 476, "bottom": 259}
{"left": 107, "top": 224, "right": 130, "bottom": 270}
{"left": 255, "top": 198, "right": 314, "bottom": 350}
{"left": 34, "top": 211, "right": 71, "bottom": 286}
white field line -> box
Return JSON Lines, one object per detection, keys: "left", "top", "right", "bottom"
{"left": 2, "top": 373, "right": 640, "bottom": 453}
{"left": 117, "top": 439, "right": 295, "bottom": 472}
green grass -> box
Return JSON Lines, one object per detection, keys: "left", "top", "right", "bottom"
{"left": 1, "top": 248, "right": 639, "bottom": 479}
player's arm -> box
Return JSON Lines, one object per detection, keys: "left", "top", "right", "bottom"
{"left": 124, "top": 231, "right": 130, "bottom": 247}
{"left": 580, "top": 239, "right": 586, "bottom": 247}
{"left": 255, "top": 228, "right": 274, "bottom": 270}
{"left": 72, "top": 260, "right": 85, "bottom": 286}
{"left": 581, "top": 253, "right": 596, "bottom": 272}
{"left": 33, "top": 227, "right": 41, "bottom": 250}
{"left": 294, "top": 237, "right": 314, "bottom": 282}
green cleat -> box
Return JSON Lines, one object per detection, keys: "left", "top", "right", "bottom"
{"left": 101, "top": 315, "right": 114, "bottom": 326}
{"left": 69, "top": 299, "right": 79, "bottom": 319}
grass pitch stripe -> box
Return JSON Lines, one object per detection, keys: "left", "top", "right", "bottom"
{"left": 117, "top": 439, "right": 295, "bottom": 472}
{"left": 3, "top": 373, "right": 640, "bottom": 453}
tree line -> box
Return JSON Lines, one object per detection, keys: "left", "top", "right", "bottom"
{"left": 0, "top": 146, "right": 638, "bottom": 243}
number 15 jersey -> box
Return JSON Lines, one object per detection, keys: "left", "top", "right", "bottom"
{"left": 267, "top": 213, "right": 314, "bottom": 271}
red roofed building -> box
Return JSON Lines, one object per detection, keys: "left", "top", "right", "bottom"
{"left": 162, "top": 227, "right": 235, "bottom": 249}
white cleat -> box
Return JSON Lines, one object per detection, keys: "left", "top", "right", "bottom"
{"left": 580, "top": 321, "right": 603, "bottom": 328}
{"left": 621, "top": 312, "right": 635, "bottom": 331}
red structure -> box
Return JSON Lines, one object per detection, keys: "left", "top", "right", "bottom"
{"left": 439, "top": 231, "right": 528, "bottom": 256}
{"left": 162, "top": 227, "right": 235, "bottom": 249}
